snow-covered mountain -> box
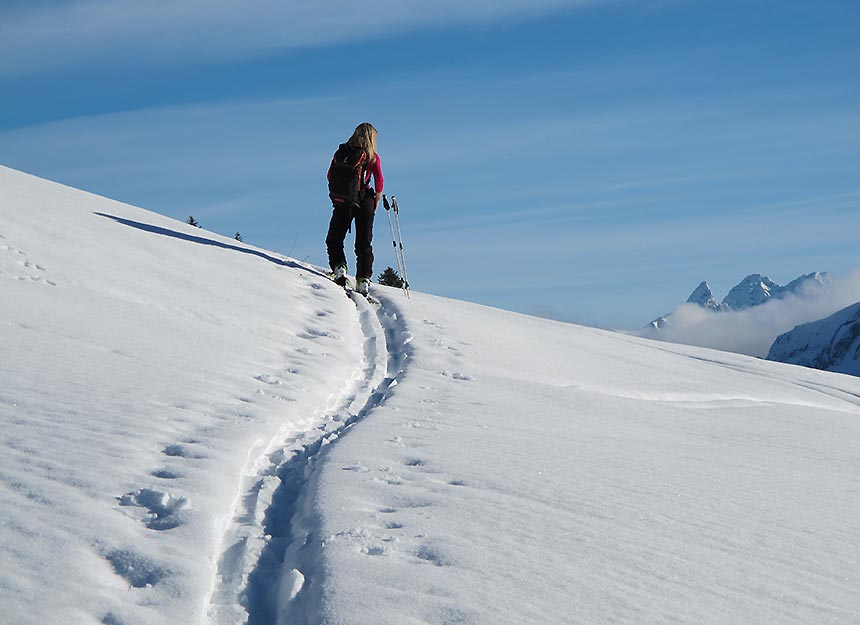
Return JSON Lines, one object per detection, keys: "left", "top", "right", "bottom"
{"left": 3, "top": 165, "right": 860, "bottom": 625}
{"left": 721, "top": 273, "right": 782, "bottom": 310}
{"left": 648, "top": 280, "right": 728, "bottom": 329}
{"left": 650, "top": 272, "right": 831, "bottom": 330}
{"left": 686, "top": 281, "right": 721, "bottom": 310}
{"left": 767, "top": 302, "right": 860, "bottom": 375}
{"left": 722, "top": 272, "right": 830, "bottom": 310}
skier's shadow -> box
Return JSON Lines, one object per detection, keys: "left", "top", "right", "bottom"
{"left": 95, "top": 212, "right": 318, "bottom": 274}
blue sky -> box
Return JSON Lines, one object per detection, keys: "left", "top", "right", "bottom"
{"left": 2, "top": 0, "right": 859, "bottom": 328}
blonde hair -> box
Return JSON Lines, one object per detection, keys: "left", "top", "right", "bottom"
{"left": 348, "top": 122, "right": 378, "bottom": 164}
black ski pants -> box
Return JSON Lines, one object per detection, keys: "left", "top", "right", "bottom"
{"left": 326, "top": 192, "right": 376, "bottom": 280}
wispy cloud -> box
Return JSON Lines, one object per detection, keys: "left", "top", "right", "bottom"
{"left": 2, "top": 41, "right": 858, "bottom": 329}
{"left": 0, "top": 0, "right": 602, "bottom": 76}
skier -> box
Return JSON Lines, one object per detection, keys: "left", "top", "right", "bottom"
{"left": 326, "top": 122, "right": 384, "bottom": 297}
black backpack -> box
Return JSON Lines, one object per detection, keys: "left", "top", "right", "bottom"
{"left": 328, "top": 143, "right": 367, "bottom": 207}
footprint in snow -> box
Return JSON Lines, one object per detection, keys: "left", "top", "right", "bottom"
{"left": 439, "top": 371, "right": 473, "bottom": 381}
{"left": 255, "top": 373, "right": 285, "bottom": 385}
{"left": 118, "top": 488, "right": 189, "bottom": 530}
{"left": 403, "top": 420, "right": 440, "bottom": 431}
{"left": 162, "top": 443, "right": 204, "bottom": 459}
{"left": 151, "top": 468, "right": 180, "bottom": 479}
{"left": 1, "top": 245, "right": 55, "bottom": 286}
{"left": 22, "top": 260, "right": 45, "bottom": 271}
{"left": 103, "top": 548, "right": 170, "bottom": 588}
{"left": 255, "top": 389, "right": 298, "bottom": 402}
{"left": 298, "top": 328, "right": 336, "bottom": 340}
{"left": 415, "top": 542, "right": 453, "bottom": 567}
{"left": 402, "top": 498, "right": 434, "bottom": 509}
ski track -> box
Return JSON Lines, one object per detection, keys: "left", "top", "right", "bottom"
{"left": 206, "top": 291, "right": 411, "bottom": 625}
{"left": 629, "top": 339, "right": 860, "bottom": 410}
{"left": 680, "top": 353, "right": 860, "bottom": 409}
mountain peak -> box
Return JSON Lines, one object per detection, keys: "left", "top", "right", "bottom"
{"left": 644, "top": 270, "right": 834, "bottom": 332}
{"left": 687, "top": 281, "right": 718, "bottom": 309}
{"left": 722, "top": 274, "right": 781, "bottom": 310}
{"left": 782, "top": 272, "right": 831, "bottom": 295}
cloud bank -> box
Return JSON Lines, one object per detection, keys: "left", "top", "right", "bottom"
{"left": 639, "top": 271, "right": 860, "bottom": 358}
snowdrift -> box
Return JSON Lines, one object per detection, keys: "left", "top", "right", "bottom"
{"left": 2, "top": 165, "right": 859, "bottom": 625}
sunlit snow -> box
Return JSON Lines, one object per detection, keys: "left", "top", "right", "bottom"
{"left": 2, "top": 166, "right": 859, "bottom": 625}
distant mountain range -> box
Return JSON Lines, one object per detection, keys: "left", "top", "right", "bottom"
{"left": 767, "top": 302, "right": 860, "bottom": 376}
{"left": 649, "top": 272, "right": 831, "bottom": 330}
{"left": 644, "top": 271, "right": 860, "bottom": 376}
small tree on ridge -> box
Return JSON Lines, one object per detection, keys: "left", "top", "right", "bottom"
{"left": 377, "top": 266, "right": 404, "bottom": 288}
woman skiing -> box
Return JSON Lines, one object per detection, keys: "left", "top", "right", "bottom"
{"left": 326, "top": 122, "right": 384, "bottom": 297}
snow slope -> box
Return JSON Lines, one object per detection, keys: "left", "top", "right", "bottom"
{"left": 0, "top": 166, "right": 369, "bottom": 625}
{"left": 2, "top": 165, "right": 860, "bottom": 625}
{"left": 768, "top": 302, "right": 860, "bottom": 376}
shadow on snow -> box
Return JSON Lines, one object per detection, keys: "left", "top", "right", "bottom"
{"left": 94, "top": 212, "right": 316, "bottom": 272}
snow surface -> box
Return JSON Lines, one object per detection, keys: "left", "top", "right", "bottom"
{"left": 2, "top": 165, "right": 860, "bottom": 625}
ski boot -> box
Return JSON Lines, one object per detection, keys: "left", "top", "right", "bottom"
{"left": 355, "top": 277, "right": 370, "bottom": 297}
{"left": 332, "top": 264, "right": 348, "bottom": 287}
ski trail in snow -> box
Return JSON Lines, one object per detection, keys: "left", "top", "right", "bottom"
{"left": 206, "top": 292, "right": 411, "bottom": 625}
{"left": 679, "top": 353, "right": 860, "bottom": 409}
{"left": 625, "top": 339, "right": 860, "bottom": 411}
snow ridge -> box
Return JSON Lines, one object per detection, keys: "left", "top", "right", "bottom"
{"left": 206, "top": 292, "right": 411, "bottom": 625}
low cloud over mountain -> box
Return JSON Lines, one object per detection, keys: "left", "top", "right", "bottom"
{"left": 640, "top": 271, "right": 860, "bottom": 358}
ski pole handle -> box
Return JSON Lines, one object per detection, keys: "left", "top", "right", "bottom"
{"left": 392, "top": 196, "right": 399, "bottom": 213}
{"left": 383, "top": 194, "right": 391, "bottom": 210}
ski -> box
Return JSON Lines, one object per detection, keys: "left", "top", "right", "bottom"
{"left": 326, "top": 270, "right": 351, "bottom": 290}
{"left": 351, "top": 290, "right": 379, "bottom": 305}
{"left": 326, "top": 271, "right": 378, "bottom": 304}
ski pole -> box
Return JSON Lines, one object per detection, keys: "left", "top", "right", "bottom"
{"left": 391, "top": 196, "right": 410, "bottom": 297}
{"left": 383, "top": 195, "right": 409, "bottom": 298}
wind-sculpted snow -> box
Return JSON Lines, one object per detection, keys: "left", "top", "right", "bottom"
{"left": 2, "top": 165, "right": 860, "bottom": 625}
